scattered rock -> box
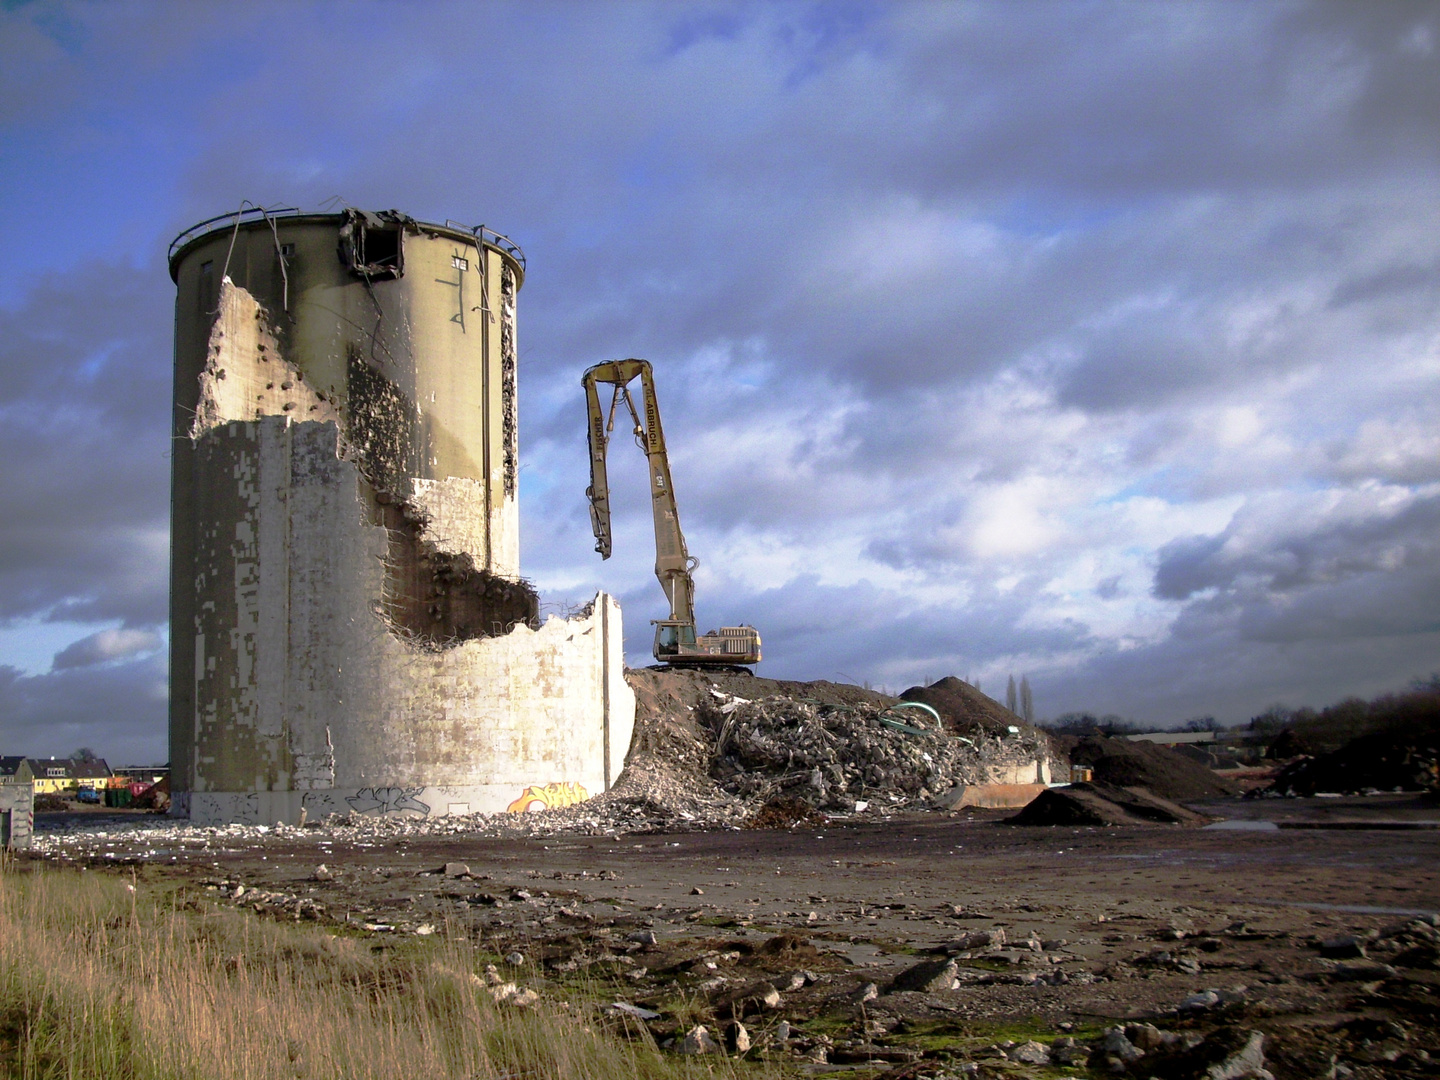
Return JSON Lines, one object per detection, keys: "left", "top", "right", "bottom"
{"left": 1010, "top": 1040, "right": 1051, "bottom": 1064}
{"left": 724, "top": 1021, "right": 751, "bottom": 1054}
{"left": 505, "top": 952, "right": 526, "bottom": 966}
{"left": 312, "top": 864, "right": 332, "bottom": 881}
{"left": 1328, "top": 959, "right": 1396, "bottom": 982}
{"left": 677, "top": 1025, "right": 719, "bottom": 1054}
{"left": 1104, "top": 1027, "right": 1145, "bottom": 1066}
{"left": 720, "top": 980, "right": 782, "bottom": 1018}
{"left": 1320, "top": 935, "right": 1367, "bottom": 959}
{"left": 852, "top": 982, "right": 880, "bottom": 1004}
{"left": 890, "top": 957, "right": 959, "bottom": 993}
{"left": 949, "top": 928, "right": 1006, "bottom": 951}
{"left": 1051, "top": 1036, "right": 1088, "bottom": 1067}
{"left": 443, "top": 862, "right": 471, "bottom": 878}
{"left": 609, "top": 1001, "right": 660, "bottom": 1021}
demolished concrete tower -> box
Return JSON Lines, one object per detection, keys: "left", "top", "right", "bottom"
{"left": 168, "top": 208, "right": 633, "bottom": 825}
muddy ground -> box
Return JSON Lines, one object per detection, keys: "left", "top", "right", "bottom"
{"left": 25, "top": 793, "right": 1440, "bottom": 1078}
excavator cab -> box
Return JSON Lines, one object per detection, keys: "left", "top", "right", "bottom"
{"left": 582, "top": 357, "right": 762, "bottom": 668}
{"left": 653, "top": 620, "right": 761, "bottom": 667}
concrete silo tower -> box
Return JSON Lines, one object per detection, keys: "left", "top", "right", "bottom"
{"left": 168, "top": 207, "right": 632, "bottom": 825}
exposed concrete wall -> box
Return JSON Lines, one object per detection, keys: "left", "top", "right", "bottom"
{"left": 176, "top": 416, "right": 633, "bottom": 826}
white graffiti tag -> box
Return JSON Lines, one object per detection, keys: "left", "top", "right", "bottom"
{"left": 345, "top": 787, "right": 431, "bottom": 816}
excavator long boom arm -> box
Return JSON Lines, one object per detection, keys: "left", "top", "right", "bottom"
{"left": 583, "top": 358, "right": 695, "bottom": 628}
{"left": 581, "top": 358, "right": 760, "bottom": 667}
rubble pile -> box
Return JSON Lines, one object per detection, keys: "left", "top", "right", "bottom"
{"left": 1261, "top": 725, "right": 1440, "bottom": 797}
{"left": 705, "top": 693, "right": 1055, "bottom": 813}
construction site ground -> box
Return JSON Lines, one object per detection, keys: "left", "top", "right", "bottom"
{"left": 25, "top": 792, "right": 1440, "bottom": 1078}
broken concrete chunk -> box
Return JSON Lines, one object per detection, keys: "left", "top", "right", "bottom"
{"left": 725, "top": 1021, "right": 751, "bottom": 1054}
{"left": 1009, "top": 1040, "right": 1051, "bottom": 1065}
{"left": 1320, "top": 934, "right": 1367, "bottom": 958}
{"left": 610, "top": 1002, "right": 661, "bottom": 1021}
{"left": 677, "top": 1025, "right": 719, "bottom": 1054}
{"left": 949, "top": 927, "right": 1006, "bottom": 951}
{"left": 890, "top": 957, "right": 958, "bottom": 994}
{"left": 851, "top": 982, "right": 880, "bottom": 1004}
{"left": 1103, "top": 1027, "right": 1145, "bottom": 1063}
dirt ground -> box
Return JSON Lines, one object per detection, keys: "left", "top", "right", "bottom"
{"left": 25, "top": 792, "right": 1440, "bottom": 1078}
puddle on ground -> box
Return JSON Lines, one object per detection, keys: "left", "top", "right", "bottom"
{"left": 823, "top": 941, "right": 896, "bottom": 968}
{"left": 1204, "top": 820, "right": 1279, "bottom": 831}
{"left": 1253, "top": 899, "right": 1438, "bottom": 917}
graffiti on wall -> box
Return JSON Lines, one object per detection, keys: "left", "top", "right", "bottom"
{"left": 507, "top": 781, "right": 588, "bottom": 814}
{"left": 346, "top": 787, "right": 431, "bottom": 816}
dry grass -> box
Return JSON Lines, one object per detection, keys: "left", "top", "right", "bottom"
{"left": 0, "top": 859, "right": 764, "bottom": 1080}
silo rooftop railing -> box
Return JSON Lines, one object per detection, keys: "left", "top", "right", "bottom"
{"left": 168, "top": 206, "right": 525, "bottom": 275}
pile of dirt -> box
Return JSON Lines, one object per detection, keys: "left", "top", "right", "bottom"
{"left": 1007, "top": 782, "right": 1211, "bottom": 827}
{"left": 1067, "top": 735, "right": 1240, "bottom": 801}
{"left": 899, "top": 676, "right": 1025, "bottom": 737}
{"left": 1261, "top": 726, "right": 1440, "bottom": 797}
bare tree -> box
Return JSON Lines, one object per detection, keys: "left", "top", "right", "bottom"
{"left": 1006, "top": 674, "right": 1017, "bottom": 713}
{"left": 1020, "top": 676, "right": 1033, "bottom": 724}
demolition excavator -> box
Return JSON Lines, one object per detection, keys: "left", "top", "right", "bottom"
{"left": 582, "top": 359, "right": 762, "bottom": 667}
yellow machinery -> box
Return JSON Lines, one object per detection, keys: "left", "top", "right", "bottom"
{"left": 582, "top": 359, "right": 762, "bottom": 667}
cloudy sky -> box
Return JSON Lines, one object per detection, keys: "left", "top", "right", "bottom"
{"left": 2, "top": 1, "right": 1437, "bottom": 763}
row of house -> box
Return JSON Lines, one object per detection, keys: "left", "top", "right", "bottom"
{"left": 0, "top": 757, "right": 167, "bottom": 795}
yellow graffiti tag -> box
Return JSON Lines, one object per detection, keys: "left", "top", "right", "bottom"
{"left": 507, "top": 781, "right": 589, "bottom": 814}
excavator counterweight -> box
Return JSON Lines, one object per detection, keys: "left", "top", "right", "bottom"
{"left": 582, "top": 358, "right": 761, "bottom": 667}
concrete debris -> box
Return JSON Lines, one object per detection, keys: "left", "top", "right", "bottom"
{"left": 708, "top": 693, "right": 1053, "bottom": 813}
{"left": 725, "top": 1020, "right": 751, "bottom": 1054}
{"left": 889, "top": 957, "right": 959, "bottom": 994}
{"left": 1009, "top": 1039, "right": 1051, "bottom": 1064}
{"left": 676, "top": 1024, "right": 719, "bottom": 1054}
{"left": 610, "top": 1002, "right": 660, "bottom": 1021}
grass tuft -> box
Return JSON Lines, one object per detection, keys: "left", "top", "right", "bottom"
{"left": 0, "top": 862, "right": 768, "bottom": 1079}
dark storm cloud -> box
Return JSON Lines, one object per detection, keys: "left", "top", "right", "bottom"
{"left": 0, "top": 264, "right": 172, "bottom": 629}
{"left": 0, "top": 654, "right": 167, "bottom": 764}
{"left": 1155, "top": 492, "right": 1440, "bottom": 602}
